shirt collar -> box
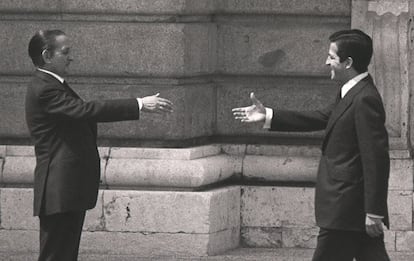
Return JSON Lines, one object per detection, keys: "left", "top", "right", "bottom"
{"left": 37, "top": 68, "right": 65, "bottom": 84}
{"left": 341, "top": 71, "right": 369, "bottom": 98}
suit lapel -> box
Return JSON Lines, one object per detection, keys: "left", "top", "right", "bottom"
{"left": 323, "top": 75, "right": 372, "bottom": 146}
{"left": 35, "top": 71, "right": 81, "bottom": 99}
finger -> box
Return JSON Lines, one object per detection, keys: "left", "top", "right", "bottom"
{"left": 232, "top": 107, "right": 248, "bottom": 112}
{"left": 153, "top": 93, "right": 160, "bottom": 97}
{"left": 233, "top": 111, "right": 246, "bottom": 116}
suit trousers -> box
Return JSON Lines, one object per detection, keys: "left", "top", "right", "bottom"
{"left": 312, "top": 228, "right": 390, "bottom": 261}
{"left": 38, "top": 211, "right": 86, "bottom": 261}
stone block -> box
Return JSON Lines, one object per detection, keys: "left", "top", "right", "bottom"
{"left": 0, "top": 0, "right": 59, "bottom": 12}
{"left": 389, "top": 158, "right": 413, "bottom": 191}
{"left": 246, "top": 144, "right": 322, "bottom": 157}
{"left": 105, "top": 155, "right": 241, "bottom": 188}
{"left": 243, "top": 155, "right": 318, "bottom": 182}
{"left": 0, "top": 82, "right": 28, "bottom": 138}
{"left": 0, "top": 188, "right": 38, "bottom": 230}
{"left": 241, "top": 186, "right": 315, "bottom": 228}
{"left": 3, "top": 156, "right": 35, "bottom": 184}
{"left": 282, "top": 227, "right": 318, "bottom": 248}
{"left": 216, "top": 78, "right": 336, "bottom": 136}
{"left": 80, "top": 228, "right": 238, "bottom": 257}
{"left": 221, "top": 144, "right": 247, "bottom": 155}
{"left": 0, "top": 146, "right": 5, "bottom": 157}
{"left": 0, "top": 230, "right": 38, "bottom": 253}
{"left": 103, "top": 187, "right": 240, "bottom": 233}
{"left": 217, "top": 18, "right": 349, "bottom": 76}
{"left": 5, "top": 146, "right": 34, "bottom": 156}
{"left": 241, "top": 227, "right": 282, "bottom": 247}
{"left": 396, "top": 231, "right": 414, "bottom": 252}
{"left": 385, "top": 230, "right": 396, "bottom": 252}
{"left": 109, "top": 145, "right": 220, "bottom": 160}
{"left": 217, "top": 0, "right": 351, "bottom": 16}
{"left": 1, "top": 22, "right": 216, "bottom": 77}
{"left": 388, "top": 190, "right": 412, "bottom": 231}
{"left": 62, "top": 0, "right": 216, "bottom": 15}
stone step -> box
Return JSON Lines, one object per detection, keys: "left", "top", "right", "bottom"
{"left": 1, "top": 248, "right": 414, "bottom": 261}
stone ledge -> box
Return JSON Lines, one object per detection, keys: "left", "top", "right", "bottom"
{"left": 1, "top": 145, "right": 411, "bottom": 190}
{"left": 104, "top": 154, "right": 241, "bottom": 188}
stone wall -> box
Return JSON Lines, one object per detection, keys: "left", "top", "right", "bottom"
{"left": 1, "top": 0, "right": 414, "bottom": 258}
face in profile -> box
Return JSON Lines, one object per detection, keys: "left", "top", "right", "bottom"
{"left": 325, "top": 42, "right": 348, "bottom": 83}
{"left": 45, "top": 34, "right": 73, "bottom": 76}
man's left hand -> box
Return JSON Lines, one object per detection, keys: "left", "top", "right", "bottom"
{"left": 365, "top": 215, "right": 384, "bottom": 237}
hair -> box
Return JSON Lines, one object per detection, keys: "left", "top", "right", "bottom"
{"left": 28, "top": 30, "right": 66, "bottom": 67}
{"left": 329, "top": 29, "right": 373, "bottom": 74}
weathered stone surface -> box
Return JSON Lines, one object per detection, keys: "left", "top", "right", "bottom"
{"left": 243, "top": 155, "right": 318, "bottom": 182}
{"left": 62, "top": 0, "right": 216, "bottom": 15}
{"left": 5, "top": 146, "right": 34, "bottom": 156}
{"left": 80, "top": 229, "right": 237, "bottom": 257}
{"left": 385, "top": 231, "right": 396, "bottom": 252}
{"left": 109, "top": 145, "right": 220, "bottom": 160}
{"left": 282, "top": 227, "right": 318, "bottom": 248}
{"left": 217, "top": 19, "right": 349, "bottom": 76}
{"left": 389, "top": 159, "right": 413, "bottom": 191}
{"left": 1, "top": 22, "right": 215, "bottom": 77}
{"left": 241, "top": 227, "right": 282, "bottom": 247}
{"left": 2, "top": 157, "right": 35, "bottom": 184}
{"left": 217, "top": 0, "right": 351, "bottom": 16}
{"left": 221, "top": 144, "right": 247, "bottom": 155}
{"left": 0, "top": 0, "right": 59, "bottom": 12}
{"left": 388, "top": 190, "right": 412, "bottom": 231}
{"left": 0, "top": 230, "right": 38, "bottom": 253}
{"left": 105, "top": 155, "right": 241, "bottom": 188}
{"left": 103, "top": 187, "right": 240, "bottom": 233}
{"left": 0, "top": 189, "right": 37, "bottom": 230}
{"left": 0, "top": 83, "right": 28, "bottom": 138}
{"left": 0, "top": 146, "right": 5, "bottom": 158}
{"left": 241, "top": 186, "right": 315, "bottom": 228}
{"left": 246, "top": 145, "right": 321, "bottom": 157}
{"left": 396, "top": 231, "right": 414, "bottom": 251}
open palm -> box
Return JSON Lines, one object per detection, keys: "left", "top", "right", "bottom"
{"left": 232, "top": 92, "right": 266, "bottom": 123}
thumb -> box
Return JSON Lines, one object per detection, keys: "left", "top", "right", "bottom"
{"left": 250, "top": 92, "right": 261, "bottom": 106}
{"left": 154, "top": 93, "right": 160, "bottom": 97}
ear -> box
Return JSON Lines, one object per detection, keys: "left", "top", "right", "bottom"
{"left": 41, "top": 49, "right": 52, "bottom": 64}
{"left": 345, "top": 57, "right": 353, "bottom": 69}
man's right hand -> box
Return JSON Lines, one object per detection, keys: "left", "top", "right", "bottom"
{"left": 141, "top": 93, "right": 174, "bottom": 114}
{"left": 232, "top": 92, "right": 266, "bottom": 123}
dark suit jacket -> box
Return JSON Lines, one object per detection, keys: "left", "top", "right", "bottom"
{"left": 270, "top": 75, "right": 390, "bottom": 231}
{"left": 25, "top": 71, "right": 140, "bottom": 216}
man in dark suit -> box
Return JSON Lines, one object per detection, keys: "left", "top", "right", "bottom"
{"left": 25, "top": 29, "right": 174, "bottom": 261}
{"left": 232, "top": 29, "right": 390, "bottom": 261}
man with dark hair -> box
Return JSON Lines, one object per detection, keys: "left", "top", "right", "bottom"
{"left": 232, "top": 29, "right": 390, "bottom": 260}
{"left": 25, "top": 29, "right": 174, "bottom": 261}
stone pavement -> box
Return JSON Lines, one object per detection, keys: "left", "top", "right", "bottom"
{"left": 1, "top": 248, "right": 414, "bottom": 261}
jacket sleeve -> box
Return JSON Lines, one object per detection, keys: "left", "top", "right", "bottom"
{"left": 354, "top": 94, "right": 389, "bottom": 217}
{"left": 270, "top": 103, "right": 335, "bottom": 132}
{"left": 39, "top": 85, "right": 140, "bottom": 122}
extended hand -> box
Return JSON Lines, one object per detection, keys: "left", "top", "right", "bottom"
{"left": 232, "top": 92, "right": 266, "bottom": 123}
{"left": 365, "top": 215, "right": 384, "bottom": 237}
{"left": 141, "top": 93, "right": 174, "bottom": 114}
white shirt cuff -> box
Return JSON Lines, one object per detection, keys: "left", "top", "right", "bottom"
{"left": 136, "top": 98, "right": 143, "bottom": 110}
{"left": 367, "top": 213, "right": 384, "bottom": 219}
{"left": 263, "top": 107, "right": 273, "bottom": 129}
